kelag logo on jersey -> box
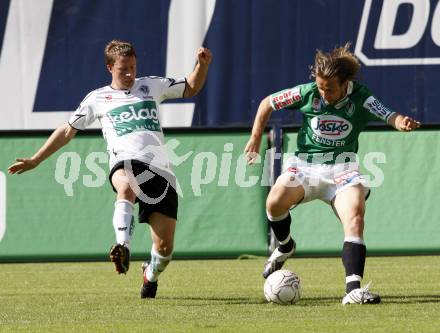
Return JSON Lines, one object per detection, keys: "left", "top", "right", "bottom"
{"left": 355, "top": 0, "right": 440, "bottom": 65}
{"left": 311, "top": 115, "right": 353, "bottom": 140}
{"left": 107, "top": 101, "right": 161, "bottom": 136}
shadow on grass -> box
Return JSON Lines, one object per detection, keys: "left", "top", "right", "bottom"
{"left": 300, "top": 294, "right": 440, "bottom": 305}
{"left": 382, "top": 294, "right": 440, "bottom": 304}
{"left": 297, "top": 296, "right": 341, "bottom": 306}
{"left": 160, "top": 295, "right": 341, "bottom": 306}
{"left": 159, "top": 296, "right": 266, "bottom": 305}
{"left": 158, "top": 294, "right": 440, "bottom": 306}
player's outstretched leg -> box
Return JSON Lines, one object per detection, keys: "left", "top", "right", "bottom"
{"left": 140, "top": 247, "right": 172, "bottom": 299}
{"left": 263, "top": 211, "right": 296, "bottom": 278}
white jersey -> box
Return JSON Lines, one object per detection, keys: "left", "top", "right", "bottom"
{"left": 68, "top": 76, "right": 186, "bottom": 170}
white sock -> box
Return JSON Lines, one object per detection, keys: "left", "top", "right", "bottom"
{"left": 344, "top": 236, "right": 365, "bottom": 245}
{"left": 112, "top": 200, "right": 135, "bottom": 247}
{"left": 145, "top": 247, "right": 172, "bottom": 282}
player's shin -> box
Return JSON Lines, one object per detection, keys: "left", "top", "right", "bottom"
{"left": 267, "top": 211, "right": 294, "bottom": 253}
{"left": 112, "top": 199, "right": 135, "bottom": 247}
{"left": 342, "top": 236, "right": 366, "bottom": 293}
{"left": 145, "top": 247, "right": 172, "bottom": 282}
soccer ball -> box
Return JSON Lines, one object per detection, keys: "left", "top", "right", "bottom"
{"left": 264, "top": 269, "right": 301, "bottom": 305}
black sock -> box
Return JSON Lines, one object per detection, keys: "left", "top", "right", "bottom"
{"left": 342, "top": 241, "right": 366, "bottom": 293}
{"left": 269, "top": 213, "right": 291, "bottom": 240}
{"left": 279, "top": 238, "right": 295, "bottom": 254}
{"left": 269, "top": 214, "right": 294, "bottom": 253}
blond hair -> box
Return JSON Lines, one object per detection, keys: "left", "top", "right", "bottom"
{"left": 310, "top": 42, "right": 361, "bottom": 83}
{"left": 104, "top": 40, "right": 136, "bottom": 66}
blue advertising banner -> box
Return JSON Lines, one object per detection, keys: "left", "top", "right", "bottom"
{"left": 0, "top": 0, "right": 439, "bottom": 129}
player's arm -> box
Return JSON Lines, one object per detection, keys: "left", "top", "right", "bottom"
{"left": 387, "top": 113, "right": 421, "bottom": 132}
{"left": 362, "top": 94, "right": 421, "bottom": 131}
{"left": 183, "top": 47, "right": 213, "bottom": 98}
{"left": 245, "top": 96, "right": 273, "bottom": 165}
{"left": 8, "top": 123, "right": 77, "bottom": 174}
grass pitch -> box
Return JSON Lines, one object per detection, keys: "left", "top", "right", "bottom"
{"left": 1, "top": 256, "right": 440, "bottom": 333}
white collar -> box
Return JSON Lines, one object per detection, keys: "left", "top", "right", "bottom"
{"left": 321, "top": 81, "right": 353, "bottom": 109}
{"left": 333, "top": 81, "right": 353, "bottom": 109}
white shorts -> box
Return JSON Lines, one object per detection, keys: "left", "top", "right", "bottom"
{"left": 281, "top": 156, "right": 370, "bottom": 206}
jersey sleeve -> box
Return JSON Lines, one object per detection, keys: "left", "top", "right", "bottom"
{"left": 269, "top": 85, "right": 303, "bottom": 111}
{"left": 68, "top": 91, "right": 98, "bottom": 130}
{"left": 156, "top": 77, "right": 186, "bottom": 103}
{"left": 362, "top": 95, "right": 395, "bottom": 123}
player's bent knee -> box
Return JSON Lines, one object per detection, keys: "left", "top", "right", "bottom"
{"left": 267, "top": 184, "right": 285, "bottom": 204}
{"left": 266, "top": 197, "right": 288, "bottom": 218}
{"left": 266, "top": 186, "right": 302, "bottom": 217}
{"left": 277, "top": 172, "right": 304, "bottom": 188}
{"left": 111, "top": 170, "right": 137, "bottom": 201}
{"left": 266, "top": 195, "right": 278, "bottom": 211}
{"left": 116, "top": 185, "right": 136, "bottom": 202}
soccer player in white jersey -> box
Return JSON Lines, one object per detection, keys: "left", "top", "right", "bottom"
{"left": 8, "top": 40, "right": 213, "bottom": 298}
{"left": 245, "top": 43, "right": 420, "bottom": 305}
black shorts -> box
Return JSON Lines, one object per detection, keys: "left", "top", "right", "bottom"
{"left": 109, "top": 160, "right": 178, "bottom": 223}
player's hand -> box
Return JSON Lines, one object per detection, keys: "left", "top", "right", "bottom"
{"left": 398, "top": 116, "right": 421, "bottom": 131}
{"left": 197, "top": 47, "right": 213, "bottom": 66}
{"left": 244, "top": 136, "right": 261, "bottom": 165}
{"left": 8, "top": 158, "right": 39, "bottom": 175}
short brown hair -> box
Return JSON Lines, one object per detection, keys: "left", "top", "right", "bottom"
{"left": 104, "top": 40, "right": 136, "bottom": 66}
{"left": 310, "top": 42, "right": 361, "bottom": 83}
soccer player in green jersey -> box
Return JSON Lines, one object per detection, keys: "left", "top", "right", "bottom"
{"left": 245, "top": 43, "right": 420, "bottom": 305}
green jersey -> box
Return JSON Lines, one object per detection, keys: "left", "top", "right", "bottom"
{"left": 269, "top": 81, "right": 395, "bottom": 163}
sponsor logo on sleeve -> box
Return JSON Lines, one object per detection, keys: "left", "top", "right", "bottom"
{"left": 363, "top": 96, "right": 392, "bottom": 120}
{"left": 272, "top": 87, "right": 302, "bottom": 110}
